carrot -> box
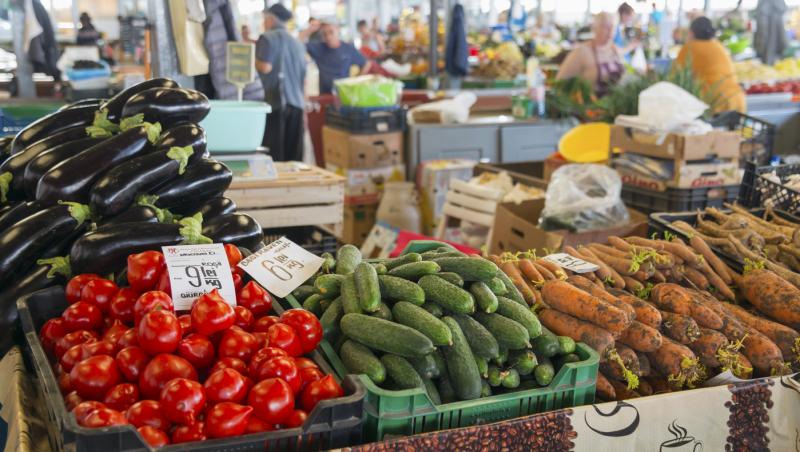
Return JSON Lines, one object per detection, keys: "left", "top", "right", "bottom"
{"left": 538, "top": 308, "right": 616, "bottom": 357}
{"left": 518, "top": 258, "right": 544, "bottom": 285}
{"left": 487, "top": 255, "right": 503, "bottom": 266}
{"left": 699, "top": 294, "right": 749, "bottom": 342}
{"left": 740, "top": 329, "right": 790, "bottom": 376}
{"left": 532, "top": 261, "right": 556, "bottom": 281}
{"left": 697, "top": 262, "right": 736, "bottom": 301}
{"left": 688, "top": 234, "right": 732, "bottom": 284}
{"left": 610, "top": 291, "right": 662, "bottom": 328}
{"left": 637, "top": 352, "right": 651, "bottom": 377}
{"left": 622, "top": 276, "right": 644, "bottom": 293}
{"left": 729, "top": 237, "right": 800, "bottom": 288}
{"left": 738, "top": 269, "right": 800, "bottom": 329}
{"left": 688, "top": 328, "right": 729, "bottom": 368}
{"left": 616, "top": 343, "right": 640, "bottom": 371}
{"left": 683, "top": 266, "right": 709, "bottom": 290}
{"left": 588, "top": 243, "right": 630, "bottom": 259}
{"left": 651, "top": 269, "right": 666, "bottom": 283}
{"left": 566, "top": 245, "right": 612, "bottom": 280}
{"left": 608, "top": 235, "right": 635, "bottom": 252}
{"left": 619, "top": 320, "right": 663, "bottom": 352}
{"left": 646, "top": 337, "right": 706, "bottom": 388}
{"left": 531, "top": 287, "right": 545, "bottom": 309}
{"left": 540, "top": 280, "right": 632, "bottom": 335}
{"left": 627, "top": 237, "right": 702, "bottom": 267}
{"left": 660, "top": 311, "right": 701, "bottom": 344}
{"left": 576, "top": 246, "right": 625, "bottom": 289}
{"left": 608, "top": 378, "right": 641, "bottom": 400}
{"left": 644, "top": 375, "right": 673, "bottom": 394}
{"left": 720, "top": 352, "right": 753, "bottom": 379}
{"left": 723, "top": 302, "right": 800, "bottom": 363}
{"left": 537, "top": 258, "right": 567, "bottom": 280}
{"left": 586, "top": 248, "right": 637, "bottom": 276}
{"left": 686, "top": 298, "right": 723, "bottom": 330}
{"left": 637, "top": 379, "right": 654, "bottom": 396}
{"left": 595, "top": 372, "right": 616, "bottom": 401}
{"left": 650, "top": 283, "right": 693, "bottom": 315}
{"left": 500, "top": 261, "right": 536, "bottom": 306}
{"left": 566, "top": 275, "right": 636, "bottom": 321}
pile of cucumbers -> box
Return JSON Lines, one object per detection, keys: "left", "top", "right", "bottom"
{"left": 291, "top": 244, "right": 584, "bottom": 404}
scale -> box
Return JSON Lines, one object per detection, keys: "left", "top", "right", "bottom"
{"left": 215, "top": 150, "right": 278, "bottom": 182}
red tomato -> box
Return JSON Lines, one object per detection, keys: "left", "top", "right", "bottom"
{"left": 127, "top": 251, "right": 166, "bottom": 292}
{"left": 80, "top": 279, "right": 119, "bottom": 314}
{"left": 102, "top": 322, "right": 128, "bottom": 351}
{"left": 80, "top": 407, "right": 127, "bottom": 428}
{"left": 39, "top": 318, "right": 67, "bottom": 354}
{"left": 255, "top": 357, "right": 301, "bottom": 393}
{"left": 300, "top": 375, "right": 344, "bottom": 412}
{"left": 176, "top": 334, "right": 215, "bottom": 369}
{"left": 54, "top": 330, "right": 98, "bottom": 359}
{"left": 133, "top": 291, "right": 174, "bottom": 324}
{"left": 109, "top": 288, "right": 139, "bottom": 325}
{"left": 116, "top": 328, "right": 139, "bottom": 349}
{"left": 155, "top": 270, "right": 171, "bottom": 294}
{"left": 138, "top": 354, "right": 198, "bottom": 400}
{"left": 125, "top": 400, "right": 170, "bottom": 430}
{"left": 224, "top": 244, "right": 243, "bottom": 268}
{"left": 209, "top": 357, "right": 248, "bottom": 376}
{"left": 245, "top": 415, "right": 274, "bottom": 433}
{"left": 279, "top": 309, "right": 323, "bottom": 353}
{"left": 299, "top": 367, "right": 325, "bottom": 387}
{"left": 62, "top": 301, "right": 103, "bottom": 332}
{"left": 252, "top": 332, "right": 268, "bottom": 349}
{"left": 71, "top": 401, "right": 104, "bottom": 423}
{"left": 65, "top": 391, "right": 83, "bottom": 411}
{"left": 65, "top": 274, "right": 101, "bottom": 304}
{"left": 177, "top": 314, "right": 192, "bottom": 335}
{"left": 171, "top": 421, "right": 206, "bottom": 444}
{"left": 115, "top": 346, "right": 149, "bottom": 383}
{"left": 247, "top": 378, "right": 294, "bottom": 424}
{"left": 204, "top": 402, "right": 253, "bottom": 439}
{"left": 58, "top": 368, "right": 72, "bottom": 394}
{"left": 295, "top": 357, "right": 318, "bottom": 370}
{"left": 70, "top": 355, "right": 121, "bottom": 400}
{"left": 82, "top": 340, "right": 115, "bottom": 357}
{"left": 190, "top": 290, "right": 235, "bottom": 336}
{"left": 137, "top": 425, "right": 169, "bottom": 447}
{"left": 137, "top": 310, "right": 182, "bottom": 355}
{"left": 203, "top": 368, "right": 249, "bottom": 404}
{"left": 59, "top": 343, "right": 91, "bottom": 372}
{"left": 233, "top": 306, "right": 254, "bottom": 331}
{"left": 217, "top": 328, "right": 258, "bottom": 362}
{"left": 284, "top": 409, "right": 308, "bottom": 428}
{"left": 102, "top": 383, "right": 140, "bottom": 411}
{"left": 232, "top": 273, "right": 243, "bottom": 293}
{"left": 237, "top": 281, "right": 272, "bottom": 316}
{"left": 251, "top": 316, "right": 280, "bottom": 333}
{"left": 160, "top": 378, "right": 206, "bottom": 425}
{"left": 267, "top": 323, "right": 303, "bottom": 357}
{"left": 248, "top": 347, "right": 288, "bottom": 378}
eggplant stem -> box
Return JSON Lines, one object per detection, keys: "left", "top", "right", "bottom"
{"left": 178, "top": 212, "right": 212, "bottom": 245}
{"left": 166, "top": 145, "right": 194, "bottom": 175}
{"left": 58, "top": 201, "right": 91, "bottom": 225}
{"left": 119, "top": 113, "right": 144, "bottom": 131}
{"left": 0, "top": 171, "right": 11, "bottom": 202}
{"left": 37, "top": 256, "right": 71, "bottom": 279}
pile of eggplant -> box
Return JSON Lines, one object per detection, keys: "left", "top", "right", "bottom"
{"left": 0, "top": 78, "right": 265, "bottom": 354}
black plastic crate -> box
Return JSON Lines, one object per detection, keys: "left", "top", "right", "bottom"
{"left": 262, "top": 226, "right": 338, "bottom": 256}
{"left": 18, "top": 286, "right": 365, "bottom": 452}
{"left": 710, "top": 111, "right": 775, "bottom": 166}
{"left": 325, "top": 105, "right": 405, "bottom": 134}
{"left": 621, "top": 184, "right": 739, "bottom": 215}
{"left": 738, "top": 162, "right": 800, "bottom": 214}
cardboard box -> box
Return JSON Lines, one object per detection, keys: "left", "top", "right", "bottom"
{"left": 610, "top": 125, "right": 741, "bottom": 160}
{"left": 614, "top": 158, "right": 741, "bottom": 191}
{"left": 322, "top": 126, "right": 404, "bottom": 169}
{"left": 415, "top": 159, "right": 477, "bottom": 234}
{"left": 341, "top": 203, "right": 378, "bottom": 246}
{"left": 326, "top": 163, "right": 406, "bottom": 205}
{"left": 489, "top": 199, "right": 648, "bottom": 254}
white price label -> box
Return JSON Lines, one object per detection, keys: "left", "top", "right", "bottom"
{"left": 237, "top": 237, "right": 324, "bottom": 298}
{"left": 162, "top": 244, "right": 237, "bottom": 310}
{"left": 542, "top": 253, "right": 599, "bottom": 274}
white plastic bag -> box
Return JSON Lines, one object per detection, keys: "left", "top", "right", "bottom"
{"left": 539, "top": 164, "right": 629, "bottom": 232}
{"left": 630, "top": 46, "right": 647, "bottom": 74}
{"left": 637, "top": 82, "right": 708, "bottom": 131}
{"left": 408, "top": 92, "right": 477, "bottom": 124}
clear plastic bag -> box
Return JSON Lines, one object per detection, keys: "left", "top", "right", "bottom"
{"left": 539, "top": 164, "right": 630, "bottom": 232}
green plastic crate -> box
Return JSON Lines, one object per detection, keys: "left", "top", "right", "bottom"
{"left": 284, "top": 240, "right": 600, "bottom": 441}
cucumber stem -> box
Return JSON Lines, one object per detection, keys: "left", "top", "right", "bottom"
{"left": 0, "top": 171, "right": 11, "bottom": 202}
{"left": 166, "top": 145, "right": 194, "bottom": 175}
{"left": 37, "top": 256, "right": 71, "bottom": 279}
{"left": 59, "top": 201, "right": 92, "bottom": 226}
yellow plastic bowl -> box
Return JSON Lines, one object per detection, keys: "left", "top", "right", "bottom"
{"left": 558, "top": 122, "right": 610, "bottom": 163}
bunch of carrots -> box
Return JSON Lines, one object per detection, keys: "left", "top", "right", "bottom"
{"left": 489, "top": 232, "right": 800, "bottom": 402}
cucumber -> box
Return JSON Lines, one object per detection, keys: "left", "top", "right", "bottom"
{"left": 494, "top": 269, "right": 526, "bottom": 306}
{"left": 381, "top": 355, "right": 423, "bottom": 389}
{"left": 384, "top": 253, "right": 422, "bottom": 270}
{"left": 409, "top": 354, "right": 439, "bottom": 379}
{"left": 354, "top": 262, "right": 381, "bottom": 312}
{"left": 441, "top": 317, "right": 482, "bottom": 401}
{"left": 451, "top": 314, "right": 499, "bottom": 360}
{"left": 486, "top": 277, "right": 507, "bottom": 295}
{"left": 319, "top": 297, "right": 332, "bottom": 312}
{"left": 432, "top": 351, "right": 447, "bottom": 379}
{"left": 302, "top": 293, "right": 323, "bottom": 316}
{"left": 315, "top": 274, "right": 345, "bottom": 298}
{"left": 340, "top": 340, "right": 386, "bottom": 384}
{"left": 418, "top": 275, "right": 475, "bottom": 314}
{"left": 494, "top": 348, "right": 508, "bottom": 366}
{"left": 378, "top": 275, "right": 425, "bottom": 305}
{"left": 558, "top": 336, "right": 576, "bottom": 355}
{"left": 475, "top": 356, "right": 488, "bottom": 378}
{"left": 502, "top": 368, "right": 521, "bottom": 389}
{"left": 509, "top": 349, "right": 538, "bottom": 376}
{"left": 422, "top": 377, "right": 441, "bottom": 405}
{"left": 291, "top": 285, "right": 316, "bottom": 301}
{"left": 340, "top": 275, "right": 363, "bottom": 315}
{"left": 372, "top": 263, "right": 387, "bottom": 275}
{"left": 340, "top": 313, "right": 434, "bottom": 358}
{"left": 437, "top": 374, "right": 457, "bottom": 404}
{"left": 470, "top": 281, "right": 498, "bottom": 313}
{"left": 534, "top": 357, "right": 555, "bottom": 386}
{"left": 387, "top": 261, "right": 440, "bottom": 280}
{"left": 319, "top": 297, "right": 343, "bottom": 339}
{"left": 320, "top": 252, "right": 336, "bottom": 273}
{"left": 496, "top": 296, "right": 542, "bottom": 338}
{"left": 421, "top": 250, "right": 465, "bottom": 260}
{"left": 554, "top": 353, "right": 581, "bottom": 370}
{"left": 371, "top": 303, "right": 393, "bottom": 321}
{"left": 480, "top": 379, "right": 492, "bottom": 397}
{"left": 421, "top": 302, "right": 443, "bottom": 318}
{"left": 335, "top": 245, "right": 361, "bottom": 274}
{"left": 532, "top": 334, "right": 560, "bottom": 358}
{"left": 429, "top": 257, "right": 498, "bottom": 282}
{"left": 487, "top": 364, "right": 503, "bottom": 387}
{"left": 436, "top": 272, "right": 464, "bottom": 287}
{"left": 392, "top": 301, "right": 453, "bottom": 346}
{"left": 474, "top": 312, "right": 531, "bottom": 350}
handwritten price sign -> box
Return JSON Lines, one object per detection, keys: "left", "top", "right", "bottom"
{"left": 162, "top": 244, "right": 237, "bottom": 310}
{"left": 238, "top": 237, "right": 324, "bottom": 298}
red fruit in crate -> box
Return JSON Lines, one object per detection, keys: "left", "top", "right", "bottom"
{"left": 248, "top": 347, "right": 288, "bottom": 378}
{"left": 299, "top": 367, "right": 325, "bottom": 387}
{"left": 65, "top": 274, "right": 101, "bottom": 304}
{"left": 245, "top": 415, "right": 274, "bottom": 433}
{"left": 232, "top": 273, "right": 243, "bottom": 292}
{"left": 160, "top": 378, "right": 206, "bottom": 425}
{"left": 60, "top": 343, "right": 91, "bottom": 372}
{"left": 109, "top": 288, "right": 139, "bottom": 325}
{"left": 233, "top": 305, "right": 253, "bottom": 331}
{"left": 177, "top": 314, "right": 192, "bottom": 335}
{"left": 155, "top": 269, "right": 171, "bottom": 294}
{"left": 62, "top": 301, "right": 103, "bottom": 332}
{"left": 224, "top": 244, "right": 243, "bottom": 268}
{"left": 266, "top": 323, "right": 303, "bottom": 357}
{"left": 55, "top": 329, "right": 98, "bottom": 359}
{"left": 102, "top": 383, "right": 140, "bottom": 411}
{"left": 300, "top": 375, "right": 344, "bottom": 412}
{"left": 171, "top": 421, "right": 206, "bottom": 444}
{"left": 176, "top": 334, "right": 215, "bottom": 369}
{"left": 127, "top": 251, "right": 166, "bottom": 292}
{"left": 247, "top": 378, "right": 294, "bottom": 424}
{"left": 70, "top": 355, "right": 121, "bottom": 400}
{"left": 295, "top": 357, "right": 318, "bottom": 370}
{"left": 139, "top": 354, "right": 198, "bottom": 399}
{"left": 238, "top": 281, "right": 272, "bottom": 316}
{"left": 252, "top": 315, "right": 280, "bottom": 333}
{"left": 204, "top": 368, "right": 249, "bottom": 404}
{"left": 279, "top": 309, "right": 323, "bottom": 353}
{"left": 284, "top": 409, "right": 308, "bottom": 428}
{"left": 72, "top": 400, "right": 105, "bottom": 423}
{"left": 204, "top": 402, "right": 253, "bottom": 438}
{"left": 217, "top": 327, "right": 258, "bottom": 362}
{"left": 40, "top": 318, "right": 67, "bottom": 354}
{"left": 255, "top": 357, "right": 301, "bottom": 394}
{"left": 210, "top": 357, "right": 248, "bottom": 375}
{"left": 81, "top": 407, "right": 127, "bottom": 428}
{"left": 58, "top": 368, "right": 72, "bottom": 394}
{"left": 190, "top": 290, "right": 235, "bottom": 336}
{"left": 115, "top": 346, "right": 149, "bottom": 383}
{"left": 116, "top": 328, "right": 139, "bottom": 348}
{"left": 102, "top": 322, "right": 128, "bottom": 351}
{"left": 65, "top": 391, "right": 83, "bottom": 410}
{"left": 133, "top": 291, "right": 174, "bottom": 324}
{"left": 126, "top": 400, "right": 170, "bottom": 430}
{"left": 80, "top": 279, "right": 119, "bottom": 313}
{"left": 138, "top": 310, "right": 182, "bottom": 355}
{"left": 137, "top": 425, "right": 169, "bottom": 447}
{"left": 83, "top": 340, "right": 115, "bottom": 357}
{"left": 252, "top": 332, "right": 268, "bottom": 348}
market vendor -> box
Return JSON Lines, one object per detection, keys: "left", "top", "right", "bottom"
{"left": 556, "top": 12, "right": 624, "bottom": 96}
{"left": 306, "top": 22, "right": 367, "bottom": 94}
{"left": 675, "top": 17, "right": 746, "bottom": 113}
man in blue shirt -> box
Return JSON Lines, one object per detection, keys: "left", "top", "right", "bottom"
{"left": 305, "top": 23, "right": 367, "bottom": 94}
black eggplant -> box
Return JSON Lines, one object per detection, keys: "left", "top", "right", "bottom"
{"left": 0, "top": 126, "right": 90, "bottom": 202}
{"left": 58, "top": 98, "right": 105, "bottom": 110}
{"left": 121, "top": 88, "right": 210, "bottom": 128}
{"left": 38, "top": 225, "right": 89, "bottom": 261}
{"left": 102, "top": 205, "right": 159, "bottom": 227}
{"left": 203, "top": 213, "right": 264, "bottom": 250}
{"left": 70, "top": 215, "right": 211, "bottom": 274}
{"left": 156, "top": 122, "right": 209, "bottom": 162}
{"left": 0, "top": 202, "right": 17, "bottom": 219}
{"left": 173, "top": 196, "right": 237, "bottom": 219}
{"left": 9, "top": 105, "right": 97, "bottom": 154}
{"left": 90, "top": 145, "right": 195, "bottom": 217}
{"left": 0, "top": 201, "right": 42, "bottom": 232}
{"left": 36, "top": 123, "right": 160, "bottom": 205}
{"left": 0, "top": 202, "right": 90, "bottom": 284}
{"left": 23, "top": 137, "right": 105, "bottom": 198}
{"left": 101, "top": 78, "right": 180, "bottom": 121}
{"left": 152, "top": 159, "right": 232, "bottom": 208}
{"left": 0, "top": 136, "right": 12, "bottom": 159}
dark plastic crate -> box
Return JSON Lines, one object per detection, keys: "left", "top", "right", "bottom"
{"left": 325, "top": 105, "right": 405, "bottom": 134}
{"left": 710, "top": 111, "right": 775, "bottom": 166}
{"left": 738, "top": 162, "right": 800, "bottom": 214}
{"left": 262, "top": 226, "right": 338, "bottom": 256}
{"left": 621, "top": 184, "right": 740, "bottom": 215}
{"left": 18, "top": 286, "right": 365, "bottom": 452}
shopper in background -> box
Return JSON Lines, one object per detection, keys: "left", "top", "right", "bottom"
{"left": 357, "top": 19, "right": 385, "bottom": 58}
{"left": 305, "top": 17, "right": 323, "bottom": 43}
{"left": 255, "top": 4, "right": 307, "bottom": 161}
{"left": 675, "top": 17, "right": 746, "bottom": 113}
{"left": 76, "top": 12, "right": 100, "bottom": 46}
{"left": 614, "top": 2, "right": 641, "bottom": 61}
{"left": 556, "top": 12, "right": 624, "bottom": 97}
{"left": 306, "top": 22, "right": 367, "bottom": 94}
{"left": 241, "top": 24, "right": 255, "bottom": 43}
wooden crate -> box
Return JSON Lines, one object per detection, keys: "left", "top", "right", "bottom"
{"left": 226, "top": 162, "right": 345, "bottom": 229}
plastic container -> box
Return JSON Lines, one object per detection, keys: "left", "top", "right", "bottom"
{"left": 710, "top": 111, "right": 775, "bottom": 166}
{"left": 621, "top": 184, "right": 740, "bottom": 215}
{"left": 558, "top": 122, "right": 610, "bottom": 163}
{"left": 738, "top": 162, "right": 800, "bottom": 214}
{"left": 19, "top": 286, "right": 365, "bottom": 452}
{"left": 0, "top": 104, "right": 63, "bottom": 136}
{"left": 263, "top": 226, "right": 338, "bottom": 256}
{"left": 334, "top": 76, "right": 401, "bottom": 108}
{"left": 325, "top": 105, "right": 405, "bottom": 134}
{"left": 200, "top": 100, "right": 271, "bottom": 152}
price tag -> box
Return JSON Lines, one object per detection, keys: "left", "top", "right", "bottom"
{"left": 238, "top": 237, "right": 324, "bottom": 298}
{"left": 542, "top": 253, "right": 599, "bottom": 274}
{"left": 161, "top": 244, "right": 237, "bottom": 310}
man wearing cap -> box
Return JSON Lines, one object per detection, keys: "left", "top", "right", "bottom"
{"left": 305, "top": 22, "right": 367, "bottom": 94}
{"left": 255, "top": 4, "right": 307, "bottom": 161}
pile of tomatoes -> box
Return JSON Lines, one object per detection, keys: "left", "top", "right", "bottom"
{"left": 38, "top": 245, "right": 343, "bottom": 447}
